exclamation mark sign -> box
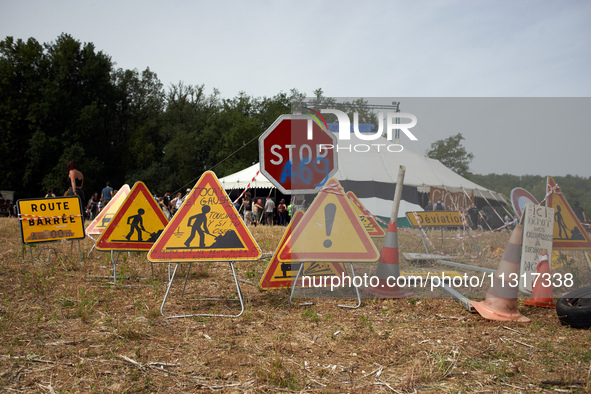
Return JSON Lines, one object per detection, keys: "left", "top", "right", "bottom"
{"left": 323, "top": 203, "right": 337, "bottom": 248}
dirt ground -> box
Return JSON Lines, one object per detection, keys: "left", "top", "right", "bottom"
{"left": 1, "top": 218, "right": 590, "bottom": 393}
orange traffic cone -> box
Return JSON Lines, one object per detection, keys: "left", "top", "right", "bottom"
{"left": 470, "top": 224, "right": 530, "bottom": 322}
{"left": 524, "top": 250, "right": 555, "bottom": 308}
{"left": 363, "top": 221, "right": 412, "bottom": 298}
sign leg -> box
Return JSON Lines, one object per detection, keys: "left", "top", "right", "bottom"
{"left": 160, "top": 263, "right": 179, "bottom": 317}
{"left": 160, "top": 262, "right": 245, "bottom": 319}
{"left": 465, "top": 228, "right": 481, "bottom": 254}
{"left": 181, "top": 262, "right": 193, "bottom": 298}
{"left": 337, "top": 263, "right": 361, "bottom": 309}
{"left": 440, "top": 284, "right": 472, "bottom": 311}
{"left": 289, "top": 263, "right": 314, "bottom": 306}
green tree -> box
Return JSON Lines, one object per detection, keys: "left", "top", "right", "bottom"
{"left": 0, "top": 36, "right": 48, "bottom": 194}
{"left": 427, "top": 133, "right": 474, "bottom": 177}
{"left": 155, "top": 83, "right": 220, "bottom": 192}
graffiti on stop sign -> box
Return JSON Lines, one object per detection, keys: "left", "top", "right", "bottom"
{"left": 259, "top": 115, "right": 338, "bottom": 194}
{"left": 268, "top": 143, "right": 331, "bottom": 186}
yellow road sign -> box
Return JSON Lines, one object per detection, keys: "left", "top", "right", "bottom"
{"left": 278, "top": 178, "right": 379, "bottom": 263}
{"left": 18, "top": 196, "right": 85, "bottom": 243}
{"left": 346, "top": 191, "right": 386, "bottom": 238}
{"left": 86, "top": 185, "right": 131, "bottom": 235}
{"left": 406, "top": 211, "right": 466, "bottom": 227}
{"left": 148, "top": 171, "right": 261, "bottom": 262}
{"left": 546, "top": 176, "right": 591, "bottom": 250}
{"left": 259, "top": 211, "right": 348, "bottom": 289}
{"left": 96, "top": 182, "right": 169, "bottom": 251}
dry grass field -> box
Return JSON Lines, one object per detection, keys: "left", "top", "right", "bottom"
{"left": 1, "top": 217, "right": 590, "bottom": 393}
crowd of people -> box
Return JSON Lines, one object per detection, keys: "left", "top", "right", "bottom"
{"left": 234, "top": 192, "right": 291, "bottom": 227}
{"left": 5, "top": 160, "right": 587, "bottom": 233}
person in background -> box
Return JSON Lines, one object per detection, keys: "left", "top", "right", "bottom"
{"left": 87, "top": 192, "right": 100, "bottom": 219}
{"left": 45, "top": 188, "right": 56, "bottom": 198}
{"left": 243, "top": 192, "right": 253, "bottom": 225}
{"left": 182, "top": 188, "right": 191, "bottom": 202}
{"left": 233, "top": 198, "right": 242, "bottom": 213}
{"left": 573, "top": 201, "right": 587, "bottom": 223}
{"left": 162, "top": 191, "right": 173, "bottom": 212}
{"left": 252, "top": 198, "right": 263, "bottom": 226}
{"left": 8, "top": 200, "right": 16, "bottom": 218}
{"left": 467, "top": 204, "right": 479, "bottom": 230}
{"left": 171, "top": 192, "right": 183, "bottom": 216}
{"left": 277, "top": 199, "right": 288, "bottom": 226}
{"left": 434, "top": 199, "right": 446, "bottom": 211}
{"left": 66, "top": 161, "right": 85, "bottom": 207}
{"left": 264, "top": 196, "right": 275, "bottom": 226}
{"left": 101, "top": 182, "right": 113, "bottom": 205}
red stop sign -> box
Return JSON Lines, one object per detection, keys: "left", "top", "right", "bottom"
{"left": 259, "top": 114, "right": 338, "bottom": 194}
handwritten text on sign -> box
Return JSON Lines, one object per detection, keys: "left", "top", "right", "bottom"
{"left": 148, "top": 171, "right": 261, "bottom": 262}
{"left": 520, "top": 204, "right": 554, "bottom": 293}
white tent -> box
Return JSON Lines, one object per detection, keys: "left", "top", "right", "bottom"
{"left": 219, "top": 163, "right": 274, "bottom": 190}
{"left": 219, "top": 129, "right": 505, "bottom": 220}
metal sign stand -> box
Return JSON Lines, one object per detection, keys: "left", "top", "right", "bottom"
{"left": 407, "top": 215, "right": 484, "bottom": 312}
{"left": 87, "top": 250, "right": 154, "bottom": 286}
{"left": 160, "top": 262, "right": 245, "bottom": 319}
{"left": 289, "top": 262, "right": 361, "bottom": 309}
{"left": 27, "top": 239, "right": 83, "bottom": 264}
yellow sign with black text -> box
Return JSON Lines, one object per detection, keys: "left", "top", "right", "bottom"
{"left": 406, "top": 211, "right": 466, "bottom": 227}
{"left": 18, "top": 196, "right": 85, "bottom": 244}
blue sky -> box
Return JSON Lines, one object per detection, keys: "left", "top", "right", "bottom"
{"left": 2, "top": 1, "right": 590, "bottom": 176}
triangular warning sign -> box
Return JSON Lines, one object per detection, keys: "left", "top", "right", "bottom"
{"left": 260, "top": 210, "right": 304, "bottom": 289}
{"left": 546, "top": 176, "right": 591, "bottom": 250}
{"left": 148, "top": 171, "right": 261, "bottom": 262}
{"left": 278, "top": 178, "right": 379, "bottom": 262}
{"left": 86, "top": 185, "right": 131, "bottom": 235}
{"left": 96, "top": 182, "right": 168, "bottom": 251}
{"left": 260, "top": 211, "right": 347, "bottom": 289}
{"left": 346, "top": 191, "right": 386, "bottom": 238}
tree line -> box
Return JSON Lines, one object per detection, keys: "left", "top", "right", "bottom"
{"left": 0, "top": 34, "right": 301, "bottom": 200}
{"left": 1, "top": 34, "right": 589, "bottom": 217}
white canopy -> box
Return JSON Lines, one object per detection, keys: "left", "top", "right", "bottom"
{"left": 219, "top": 163, "right": 274, "bottom": 190}
{"left": 332, "top": 134, "right": 500, "bottom": 200}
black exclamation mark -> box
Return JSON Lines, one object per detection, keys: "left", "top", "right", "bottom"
{"left": 323, "top": 203, "right": 336, "bottom": 248}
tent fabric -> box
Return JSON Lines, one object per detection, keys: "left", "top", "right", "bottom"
{"left": 330, "top": 129, "right": 498, "bottom": 199}
{"left": 219, "top": 163, "right": 274, "bottom": 190}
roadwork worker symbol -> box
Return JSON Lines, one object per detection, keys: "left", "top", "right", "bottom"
{"left": 185, "top": 205, "right": 211, "bottom": 248}
{"left": 126, "top": 208, "right": 146, "bottom": 241}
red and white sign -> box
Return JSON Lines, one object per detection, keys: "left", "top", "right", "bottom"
{"left": 510, "top": 187, "right": 539, "bottom": 219}
{"left": 258, "top": 114, "right": 338, "bottom": 194}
